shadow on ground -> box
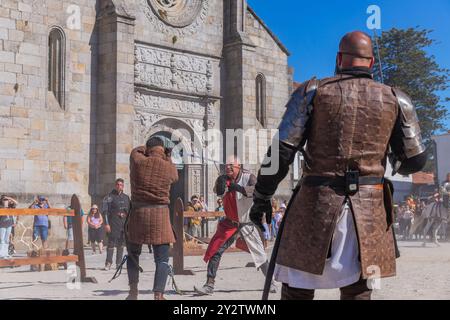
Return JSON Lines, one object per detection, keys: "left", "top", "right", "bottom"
{"left": 93, "top": 289, "right": 153, "bottom": 296}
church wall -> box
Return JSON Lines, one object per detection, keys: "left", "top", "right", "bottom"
{"left": 0, "top": 0, "right": 97, "bottom": 210}
{"left": 241, "top": 9, "right": 292, "bottom": 198}
{"left": 135, "top": 0, "right": 224, "bottom": 60}
{"left": 0, "top": 0, "right": 97, "bottom": 244}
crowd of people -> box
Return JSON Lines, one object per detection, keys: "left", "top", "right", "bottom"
{"left": 1, "top": 195, "right": 57, "bottom": 259}
{"left": 0, "top": 180, "right": 130, "bottom": 272}
{"left": 395, "top": 185, "right": 449, "bottom": 246}
{"left": 2, "top": 179, "right": 447, "bottom": 261}
{"left": 0, "top": 188, "right": 285, "bottom": 265}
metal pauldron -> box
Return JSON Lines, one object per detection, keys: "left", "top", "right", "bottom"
{"left": 278, "top": 78, "right": 319, "bottom": 148}
{"left": 392, "top": 88, "right": 426, "bottom": 159}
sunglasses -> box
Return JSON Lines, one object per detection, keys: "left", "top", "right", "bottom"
{"left": 225, "top": 164, "right": 240, "bottom": 169}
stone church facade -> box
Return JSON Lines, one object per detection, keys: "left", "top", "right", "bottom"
{"left": 0, "top": 0, "right": 294, "bottom": 212}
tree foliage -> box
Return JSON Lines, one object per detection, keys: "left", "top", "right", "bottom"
{"left": 373, "top": 27, "right": 449, "bottom": 142}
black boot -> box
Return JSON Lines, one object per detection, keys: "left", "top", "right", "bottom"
{"left": 126, "top": 283, "right": 138, "bottom": 300}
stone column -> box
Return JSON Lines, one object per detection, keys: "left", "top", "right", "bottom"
{"left": 95, "top": 0, "right": 136, "bottom": 202}
{"left": 187, "top": 165, "right": 202, "bottom": 200}
{"left": 223, "top": 0, "right": 255, "bottom": 160}
{"left": 203, "top": 99, "right": 219, "bottom": 209}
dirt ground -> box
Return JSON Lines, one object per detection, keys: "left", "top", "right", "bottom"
{"left": 1, "top": 240, "right": 449, "bottom": 300}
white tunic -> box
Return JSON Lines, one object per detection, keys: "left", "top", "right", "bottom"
{"left": 274, "top": 201, "right": 361, "bottom": 289}
{"left": 231, "top": 170, "right": 268, "bottom": 269}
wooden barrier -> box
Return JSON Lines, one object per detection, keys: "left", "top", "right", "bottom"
{"left": 173, "top": 198, "right": 191, "bottom": 275}
{"left": 0, "top": 208, "right": 77, "bottom": 216}
{"left": 0, "top": 194, "right": 97, "bottom": 283}
{"left": 172, "top": 197, "right": 241, "bottom": 275}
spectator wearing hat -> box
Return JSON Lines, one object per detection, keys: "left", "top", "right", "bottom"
{"left": 186, "top": 195, "right": 202, "bottom": 239}
{"left": 87, "top": 204, "right": 104, "bottom": 254}
{"left": 29, "top": 196, "right": 51, "bottom": 249}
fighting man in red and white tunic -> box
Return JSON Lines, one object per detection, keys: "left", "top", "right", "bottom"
{"left": 194, "top": 155, "right": 277, "bottom": 295}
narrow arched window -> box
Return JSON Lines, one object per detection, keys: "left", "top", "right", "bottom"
{"left": 256, "top": 73, "right": 266, "bottom": 127}
{"left": 48, "top": 27, "right": 65, "bottom": 109}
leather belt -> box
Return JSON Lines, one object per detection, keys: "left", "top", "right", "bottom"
{"left": 302, "top": 176, "right": 384, "bottom": 188}
{"left": 225, "top": 218, "right": 253, "bottom": 228}
{"left": 132, "top": 202, "right": 168, "bottom": 210}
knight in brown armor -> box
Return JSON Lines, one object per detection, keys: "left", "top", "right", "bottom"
{"left": 250, "top": 31, "right": 427, "bottom": 300}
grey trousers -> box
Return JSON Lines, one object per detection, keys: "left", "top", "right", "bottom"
{"left": 422, "top": 219, "right": 443, "bottom": 242}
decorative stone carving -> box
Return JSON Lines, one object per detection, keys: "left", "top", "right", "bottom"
{"left": 185, "top": 118, "right": 204, "bottom": 134}
{"left": 134, "top": 100, "right": 206, "bottom": 145}
{"left": 206, "top": 100, "right": 215, "bottom": 116}
{"left": 204, "top": 100, "right": 217, "bottom": 129}
{"left": 191, "top": 167, "right": 202, "bottom": 196}
{"left": 206, "top": 119, "right": 215, "bottom": 129}
{"left": 142, "top": 0, "right": 209, "bottom": 36}
{"left": 147, "top": 0, "right": 203, "bottom": 27}
{"left": 135, "top": 109, "right": 164, "bottom": 136}
{"left": 205, "top": 60, "right": 213, "bottom": 92}
{"left": 135, "top": 92, "right": 205, "bottom": 117}
{"left": 135, "top": 44, "right": 213, "bottom": 94}
{"left": 174, "top": 70, "right": 208, "bottom": 93}
{"left": 135, "top": 63, "right": 173, "bottom": 89}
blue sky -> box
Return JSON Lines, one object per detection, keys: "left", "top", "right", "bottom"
{"left": 248, "top": 0, "right": 450, "bottom": 130}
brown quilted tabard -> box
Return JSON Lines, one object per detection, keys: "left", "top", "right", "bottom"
{"left": 350, "top": 187, "right": 396, "bottom": 279}
{"left": 276, "top": 185, "right": 345, "bottom": 275}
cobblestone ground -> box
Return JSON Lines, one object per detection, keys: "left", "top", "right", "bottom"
{"left": 1, "top": 241, "right": 449, "bottom": 300}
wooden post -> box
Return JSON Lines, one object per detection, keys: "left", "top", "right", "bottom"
{"left": 71, "top": 194, "right": 97, "bottom": 283}
{"left": 173, "top": 197, "right": 194, "bottom": 275}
